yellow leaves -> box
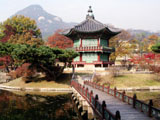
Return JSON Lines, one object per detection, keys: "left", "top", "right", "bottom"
{"left": 8, "top": 32, "right": 44, "bottom": 46}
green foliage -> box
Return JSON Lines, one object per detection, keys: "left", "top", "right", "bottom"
{"left": 0, "top": 42, "right": 15, "bottom": 57}
{"left": 151, "top": 43, "right": 160, "bottom": 53}
{"left": 0, "top": 43, "right": 79, "bottom": 80}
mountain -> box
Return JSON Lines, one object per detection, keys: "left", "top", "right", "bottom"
{"left": 14, "top": 5, "right": 76, "bottom": 38}
{"left": 127, "top": 29, "right": 160, "bottom": 38}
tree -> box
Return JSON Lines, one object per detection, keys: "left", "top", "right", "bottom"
{"left": 151, "top": 43, "right": 160, "bottom": 53}
{"left": 0, "top": 43, "right": 79, "bottom": 80}
{"left": 8, "top": 32, "right": 44, "bottom": 46}
{"left": 46, "top": 30, "right": 73, "bottom": 49}
{"left": 0, "top": 43, "right": 18, "bottom": 72}
{"left": 109, "top": 30, "right": 135, "bottom": 61}
{"left": 0, "top": 15, "right": 42, "bottom": 44}
{"left": 0, "top": 15, "right": 44, "bottom": 72}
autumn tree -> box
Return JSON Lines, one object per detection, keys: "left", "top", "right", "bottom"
{"left": 109, "top": 30, "right": 135, "bottom": 61}
{"left": 0, "top": 15, "right": 43, "bottom": 45}
{"left": 46, "top": 30, "right": 73, "bottom": 49}
{"left": 0, "top": 15, "right": 44, "bottom": 72}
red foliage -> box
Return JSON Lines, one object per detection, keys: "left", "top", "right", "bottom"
{"left": 129, "top": 53, "right": 160, "bottom": 65}
{"left": 8, "top": 63, "right": 30, "bottom": 79}
{"left": 46, "top": 30, "right": 73, "bottom": 49}
{"left": 0, "top": 56, "right": 12, "bottom": 69}
{"left": 0, "top": 25, "right": 16, "bottom": 43}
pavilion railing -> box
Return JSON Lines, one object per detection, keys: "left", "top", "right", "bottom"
{"left": 84, "top": 81, "right": 160, "bottom": 120}
{"left": 71, "top": 80, "right": 121, "bottom": 120}
{"left": 74, "top": 46, "right": 114, "bottom": 52}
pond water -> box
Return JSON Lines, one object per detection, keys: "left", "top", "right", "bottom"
{"left": 0, "top": 90, "right": 79, "bottom": 120}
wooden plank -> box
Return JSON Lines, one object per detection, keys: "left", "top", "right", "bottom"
{"left": 85, "top": 85, "right": 151, "bottom": 120}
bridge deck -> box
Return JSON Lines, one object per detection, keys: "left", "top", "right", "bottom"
{"left": 85, "top": 85, "right": 152, "bottom": 120}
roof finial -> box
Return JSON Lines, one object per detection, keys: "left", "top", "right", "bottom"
{"left": 86, "top": 6, "right": 95, "bottom": 19}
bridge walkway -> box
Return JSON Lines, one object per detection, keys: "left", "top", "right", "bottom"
{"left": 85, "top": 85, "right": 152, "bottom": 120}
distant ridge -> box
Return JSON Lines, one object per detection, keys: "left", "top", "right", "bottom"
{"left": 14, "top": 5, "right": 77, "bottom": 38}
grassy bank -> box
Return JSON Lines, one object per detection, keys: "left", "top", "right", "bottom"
{"left": 112, "top": 74, "right": 160, "bottom": 88}
{"left": 127, "top": 92, "right": 160, "bottom": 108}
{"left": 2, "top": 73, "right": 72, "bottom": 88}
{"left": 95, "top": 73, "right": 160, "bottom": 88}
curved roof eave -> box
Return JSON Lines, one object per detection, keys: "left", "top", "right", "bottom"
{"left": 63, "top": 27, "right": 121, "bottom": 36}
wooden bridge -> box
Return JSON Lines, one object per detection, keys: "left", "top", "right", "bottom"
{"left": 71, "top": 76, "right": 160, "bottom": 120}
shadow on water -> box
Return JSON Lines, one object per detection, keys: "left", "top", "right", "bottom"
{"left": 0, "top": 90, "right": 79, "bottom": 120}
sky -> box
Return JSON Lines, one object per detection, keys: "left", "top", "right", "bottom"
{"left": 0, "top": 0, "right": 160, "bottom": 32}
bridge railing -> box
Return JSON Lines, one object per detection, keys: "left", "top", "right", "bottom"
{"left": 84, "top": 81, "right": 160, "bottom": 119}
{"left": 71, "top": 80, "right": 121, "bottom": 120}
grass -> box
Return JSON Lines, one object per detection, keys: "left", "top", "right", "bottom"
{"left": 127, "top": 91, "right": 160, "bottom": 108}
{"left": 3, "top": 73, "right": 72, "bottom": 88}
{"left": 112, "top": 74, "right": 160, "bottom": 88}
{"left": 95, "top": 73, "right": 160, "bottom": 88}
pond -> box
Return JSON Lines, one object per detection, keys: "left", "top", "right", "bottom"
{"left": 0, "top": 90, "right": 79, "bottom": 120}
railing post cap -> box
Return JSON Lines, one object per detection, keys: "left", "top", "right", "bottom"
{"left": 115, "top": 110, "right": 121, "bottom": 120}
{"left": 95, "top": 94, "right": 99, "bottom": 100}
{"left": 133, "top": 93, "right": 137, "bottom": 99}
{"left": 149, "top": 99, "right": 153, "bottom": 106}
{"left": 102, "top": 101, "right": 106, "bottom": 107}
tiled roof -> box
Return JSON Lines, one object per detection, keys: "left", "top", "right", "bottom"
{"left": 74, "top": 18, "right": 106, "bottom": 32}
{"left": 62, "top": 6, "right": 121, "bottom": 36}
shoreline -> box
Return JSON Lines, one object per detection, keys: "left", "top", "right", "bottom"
{"left": 117, "top": 86, "right": 160, "bottom": 91}
{"left": 0, "top": 85, "right": 72, "bottom": 93}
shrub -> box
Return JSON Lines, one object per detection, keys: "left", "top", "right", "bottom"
{"left": 8, "top": 63, "right": 36, "bottom": 80}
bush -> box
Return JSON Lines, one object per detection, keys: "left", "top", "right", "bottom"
{"left": 149, "top": 66, "right": 160, "bottom": 81}
{"left": 8, "top": 63, "right": 36, "bottom": 81}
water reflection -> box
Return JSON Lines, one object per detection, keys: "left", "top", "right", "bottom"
{"left": 0, "top": 89, "right": 79, "bottom": 120}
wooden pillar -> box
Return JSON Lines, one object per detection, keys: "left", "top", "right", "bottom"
{"left": 95, "top": 94, "right": 98, "bottom": 109}
{"left": 114, "top": 87, "right": 117, "bottom": 97}
{"left": 90, "top": 90, "right": 93, "bottom": 103}
{"left": 86, "top": 88, "right": 88, "bottom": 97}
{"left": 80, "top": 38, "right": 82, "bottom": 47}
{"left": 107, "top": 85, "right": 110, "bottom": 94}
{"left": 115, "top": 111, "right": 121, "bottom": 120}
{"left": 122, "top": 90, "right": 125, "bottom": 102}
{"left": 97, "top": 38, "right": 100, "bottom": 47}
{"left": 80, "top": 53, "right": 82, "bottom": 62}
{"left": 102, "top": 101, "right": 106, "bottom": 119}
{"left": 148, "top": 99, "right": 153, "bottom": 117}
{"left": 98, "top": 53, "right": 100, "bottom": 62}
{"left": 133, "top": 94, "right": 137, "bottom": 108}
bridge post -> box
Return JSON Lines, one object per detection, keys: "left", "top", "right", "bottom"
{"left": 90, "top": 90, "right": 93, "bottom": 103}
{"left": 95, "top": 94, "right": 99, "bottom": 109}
{"left": 133, "top": 94, "right": 137, "bottom": 108}
{"left": 83, "top": 86, "right": 85, "bottom": 95}
{"left": 86, "top": 88, "right": 88, "bottom": 97}
{"left": 102, "top": 84, "right": 104, "bottom": 92}
{"left": 114, "top": 87, "right": 117, "bottom": 97}
{"left": 115, "top": 110, "right": 121, "bottom": 120}
{"left": 148, "top": 99, "right": 153, "bottom": 117}
{"left": 122, "top": 90, "right": 125, "bottom": 102}
{"left": 102, "top": 101, "right": 106, "bottom": 119}
{"left": 107, "top": 85, "right": 110, "bottom": 94}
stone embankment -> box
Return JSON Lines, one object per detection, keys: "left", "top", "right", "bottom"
{"left": 0, "top": 72, "right": 11, "bottom": 83}
{"left": 0, "top": 85, "right": 72, "bottom": 92}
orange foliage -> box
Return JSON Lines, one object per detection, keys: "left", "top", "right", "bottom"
{"left": 46, "top": 30, "right": 73, "bottom": 49}
{"left": 8, "top": 63, "right": 32, "bottom": 79}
